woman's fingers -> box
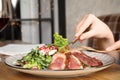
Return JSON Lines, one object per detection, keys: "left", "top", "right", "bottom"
{"left": 80, "top": 30, "right": 95, "bottom": 40}
{"left": 76, "top": 15, "right": 88, "bottom": 33}
{"left": 75, "top": 14, "right": 94, "bottom": 38}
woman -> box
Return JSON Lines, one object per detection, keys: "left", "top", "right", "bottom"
{"left": 75, "top": 14, "right": 119, "bottom": 63}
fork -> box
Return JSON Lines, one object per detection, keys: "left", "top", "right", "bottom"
{"left": 69, "top": 37, "right": 78, "bottom": 45}
{"left": 69, "top": 37, "right": 120, "bottom": 53}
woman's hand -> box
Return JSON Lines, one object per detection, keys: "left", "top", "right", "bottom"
{"left": 75, "top": 14, "right": 114, "bottom": 49}
{"left": 106, "top": 40, "right": 120, "bottom": 51}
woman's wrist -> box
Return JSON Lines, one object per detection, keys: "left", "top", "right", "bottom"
{"left": 94, "top": 33, "right": 114, "bottom": 50}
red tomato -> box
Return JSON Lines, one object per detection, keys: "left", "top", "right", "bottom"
{"left": 49, "top": 45, "right": 58, "bottom": 50}
{"left": 39, "top": 45, "right": 47, "bottom": 50}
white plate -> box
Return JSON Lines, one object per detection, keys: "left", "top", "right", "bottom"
{"left": 4, "top": 51, "right": 115, "bottom": 77}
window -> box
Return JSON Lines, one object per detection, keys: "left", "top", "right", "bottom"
{"left": 0, "top": 0, "right": 66, "bottom": 44}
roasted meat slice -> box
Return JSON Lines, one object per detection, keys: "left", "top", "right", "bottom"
{"left": 49, "top": 52, "right": 66, "bottom": 70}
{"left": 67, "top": 54, "right": 83, "bottom": 69}
{"left": 49, "top": 50, "right": 103, "bottom": 70}
{"left": 72, "top": 50, "right": 103, "bottom": 67}
{"left": 91, "top": 57, "right": 103, "bottom": 66}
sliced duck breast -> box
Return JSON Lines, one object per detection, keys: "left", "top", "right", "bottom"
{"left": 67, "top": 54, "right": 83, "bottom": 69}
{"left": 49, "top": 52, "right": 66, "bottom": 70}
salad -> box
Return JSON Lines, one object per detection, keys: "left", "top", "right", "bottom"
{"left": 15, "top": 32, "right": 70, "bottom": 70}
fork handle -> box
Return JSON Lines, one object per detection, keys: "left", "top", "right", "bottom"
{"left": 71, "top": 37, "right": 78, "bottom": 44}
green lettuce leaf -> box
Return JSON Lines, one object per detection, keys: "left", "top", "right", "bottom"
{"left": 53, "top": 32, "right": 69, "bottom": 52}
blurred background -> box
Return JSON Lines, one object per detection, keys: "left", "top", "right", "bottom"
{"left": 0, "top": 0, "right": 120, "bottom": 46}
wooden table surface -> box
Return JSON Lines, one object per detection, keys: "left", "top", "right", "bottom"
{"left": 0, "top": 62, "right": 120, "bottom": 80}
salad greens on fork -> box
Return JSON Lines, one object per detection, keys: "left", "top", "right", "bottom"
{"left": 53, "top": 32, "right": 69, "bottom": 53}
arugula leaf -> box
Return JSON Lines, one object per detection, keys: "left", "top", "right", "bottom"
{"left": 53, "top": 32, "right": 69, "bottom": 52}
{"left": 19, "top": 47, "right": 52, "bottom": 70}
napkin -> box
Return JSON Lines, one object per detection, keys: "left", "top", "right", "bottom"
{"left": 0, "top": 44, "right": 44, "bottom": 55}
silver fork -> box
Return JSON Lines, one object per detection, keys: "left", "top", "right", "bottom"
{"left": 69, "top": 37, "right": 78, "bottom": 45}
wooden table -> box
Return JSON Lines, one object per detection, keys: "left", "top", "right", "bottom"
{"left": 0, "top": 62, "right": 120, "bottom": 80}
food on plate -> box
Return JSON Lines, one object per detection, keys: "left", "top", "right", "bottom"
{"left": 71, "top": 50, "right": 103, "bottom": 67}
{"left": 49, "top": 52, "right": 66, "bottom": 70}
{"left": 66, "top": 51, "right": 83, "bottom": 69}
{"left": 14, "top": 32, "right": 103, "bottom": 70}
{"left": 53, "top": 32, "right": 69, "bottom": 53}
